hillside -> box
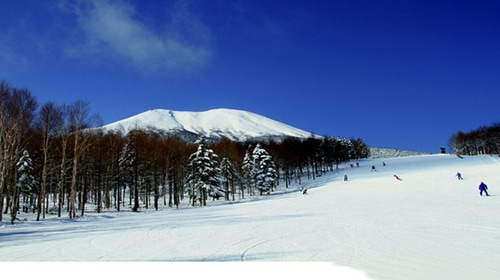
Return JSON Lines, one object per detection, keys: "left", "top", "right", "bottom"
{"left": 2, "top": 154, "right": 500, "bottom": 279}
{"left": 369, "top": 147, "right": 430, "bottom": 158}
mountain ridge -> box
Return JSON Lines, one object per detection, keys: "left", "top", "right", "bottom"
{"left": 101, "top": 108, "right": 430, "bottom": 155}
{"left": 101, "top": 108, "right": 315, "bottom": 142}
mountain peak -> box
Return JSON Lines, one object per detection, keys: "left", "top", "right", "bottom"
{"left": 101, "top": 108, "right": 314, "bottom": 142}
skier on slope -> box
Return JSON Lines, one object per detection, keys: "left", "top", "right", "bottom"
{"left": 478, "top": 182, "right": 489, "bottom": 196}
{"left": 456, "top": 172, "right": 463, "bottom": 180}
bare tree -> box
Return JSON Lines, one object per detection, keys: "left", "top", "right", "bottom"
{"left": 0, "top": 81, "right": 10, "bottom": 221}
{"left": 0, "top": 82, "right": 37, "bottom": 222}
{"left": 67, "top": 100, "right": 97, "bottom": 218}
{"left": 56, "top": 105, "right": 70, "bottom": 217}
{"left": 37, "top": 102, "right": 63, "bottom": 221}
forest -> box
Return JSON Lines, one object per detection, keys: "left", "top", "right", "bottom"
{"left": 0, "top": 80, "right": 370, "bottom": 224}
{"left": 448, "top": 123, "right": 500, "bottom": 155}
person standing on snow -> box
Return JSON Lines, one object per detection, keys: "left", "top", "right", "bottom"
{"left": 479, "top": 182, "right": 489, "bottom": 196}
{"left": 456, "top": 172, "right": 463, "bottom": 180}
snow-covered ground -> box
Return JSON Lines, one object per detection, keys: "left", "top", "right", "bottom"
{"left": 2, "top": 154, "right": 500, "bottom": 280}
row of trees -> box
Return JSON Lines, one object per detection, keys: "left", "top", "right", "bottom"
{"left": 1, "top": 80, "right": 370, "bottom": 224}
{"left": 448, "top": 123, "right": 500, "bottom": 155}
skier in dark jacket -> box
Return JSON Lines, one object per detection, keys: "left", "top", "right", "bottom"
{"left": 479, "top": 182, "right": 489, "bottom": 196}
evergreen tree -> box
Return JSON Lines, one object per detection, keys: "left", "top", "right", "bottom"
{"left": 252, "top": 144, "right": 277, "bottom": 195}
{"left": 241, "top": 149, "right": 254, "bottom": 197}
{"left": 13, "top": 150, "right": 38, "bottom": 223}
{"left": 331, "top": 137, "right": 353, "bottom": 169}
{"left": 351, "top": 138, "right": 370, "bottom": 159}
{"left": 185, "top": 137, "right": 223, "bottom": 206}
{"left": 219, "top": 157, "right": 240, "bottom": 201}
{"left": 17, "top": 150, "right": 37, "bottom": 195}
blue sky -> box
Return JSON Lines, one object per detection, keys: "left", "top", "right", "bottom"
{"left": 1, "top": 0, "right": 499, "bottom": 153}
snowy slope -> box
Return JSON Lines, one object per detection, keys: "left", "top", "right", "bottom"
{"left": 369, "top": 147, "right": 430, "bottom": 158}
{"left": 100, "top": 108, "right": 314, "bottom": 141}
{"left": 2, "top": 154, "right": 500, "bottom": 280}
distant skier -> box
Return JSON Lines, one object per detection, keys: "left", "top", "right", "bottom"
{"left": 371, "top": 165, "right": 376, "bottom": 172}
{"left": 394, "top": 175, "right": 402, "bottom": 181}
{"left": 479, "top": 182, "right": 489, "bottom": 196}
{"left": 456, "top": 172, "right": 463, "bottom": 180}
{"left": 383, "top": 162, "right": 386, "bottom": 166}
{"left": 300, "top": 187, "right": 308, "bottom": 195}
{"left": 344, "top": 174, "right": 348, "bottom": 181}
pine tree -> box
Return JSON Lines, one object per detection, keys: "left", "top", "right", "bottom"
{"left": 17, "top": 150, "right": 36, "bottom": 194}
{"left": 351, "top": 138, "right": 370, "bottom": 159}
{"left": 219, "top": 157, "right": 240, "bottom": 201}
{"left": 12, "top": 150, "right": 37, "bottom": 224}
{"left": 241, "top": 149, "right": 254, "bottom": 197}
{"left": 329, "top": 136, "right": 355, "bottom": 169}
{"left": 185, "top": 137, "right": 223, "bottom": 206}
{"left": 252, "top": 144, "right": 277, "bottom": 195}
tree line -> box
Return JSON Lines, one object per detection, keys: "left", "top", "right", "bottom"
{"left": 1, "top": 80, "right": 370, "bottom": 224}
{"left": 448, "top": 122, "right": 500, "bottom": 155}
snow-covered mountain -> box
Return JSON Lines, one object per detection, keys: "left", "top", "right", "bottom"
{"left": 100, "top": 108, "right": 314, "bottom": 142}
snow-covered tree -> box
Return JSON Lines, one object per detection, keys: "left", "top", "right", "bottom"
{"left": 13, "top": 150, "right": 38, "bottom": 223}
{"left": 219, "top": 157, "right": 241, "bottom": 201}
{"left": 252, "top": 144, "right": 277, "bottom": 195}
{"left": 17, "top": 150, "right": 37, "bottom": 195}
{"left": 185, "top": 137, "right": 223, "bottom": 206}
{"left": 241, "top": 149, "right": 254, "bottom": 197}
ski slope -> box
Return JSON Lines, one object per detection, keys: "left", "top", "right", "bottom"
{"left": 1, "top": 154, "right": 500, "bottom": 280}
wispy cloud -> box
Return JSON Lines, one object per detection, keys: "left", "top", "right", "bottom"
{"left": 64, "top": 0, "right": 213, "bottom": 73}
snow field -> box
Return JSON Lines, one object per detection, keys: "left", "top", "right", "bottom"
{"left": 1, "top": 154, "right": 500, "bottom": 280}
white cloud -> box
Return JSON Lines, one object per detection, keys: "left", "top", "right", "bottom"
{"left": 65, "top": 0, "right": 213, "bottom": 73}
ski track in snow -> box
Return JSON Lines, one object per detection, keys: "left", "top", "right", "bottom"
{"left": 1, "top": 154, "right": 500, "bottom": 279}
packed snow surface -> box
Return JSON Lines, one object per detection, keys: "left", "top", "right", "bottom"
{"left": 2, "top": 154, "right": 500, "bottom": 280}
{"left": 101, "top": 108, "right": 313, "bottom": 140}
